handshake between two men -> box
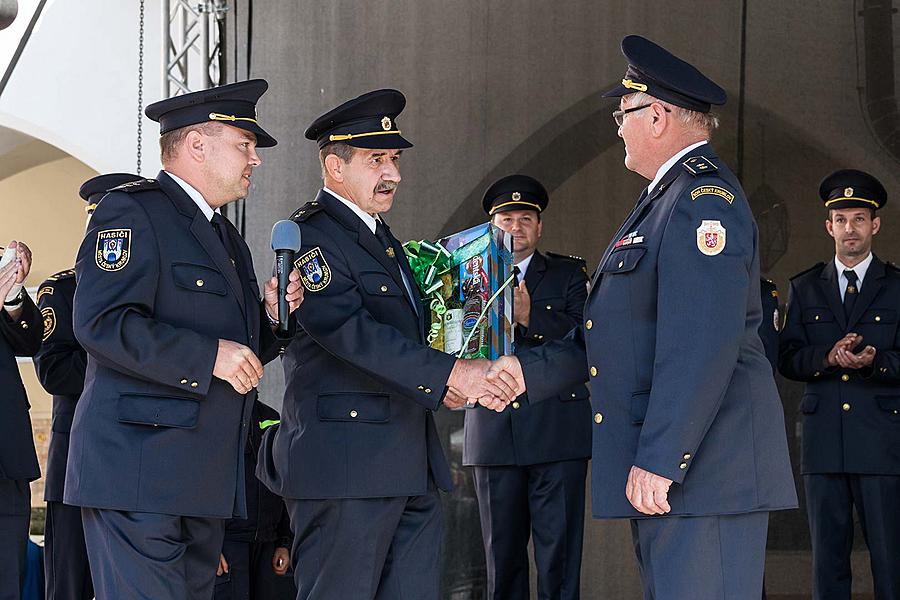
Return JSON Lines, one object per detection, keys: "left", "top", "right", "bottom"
{"left": 443, "top": 355, "right": 525, "bottom": 412}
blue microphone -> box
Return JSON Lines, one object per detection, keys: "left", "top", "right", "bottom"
{"left": 271, "top": 220, "right": 302, "bottom": 333}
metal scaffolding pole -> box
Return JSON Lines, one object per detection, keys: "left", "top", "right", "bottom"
{"left": 161, "top": 0, "right": 228, "bottom": 98}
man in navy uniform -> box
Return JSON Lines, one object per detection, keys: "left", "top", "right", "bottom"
{"left": 257, "top": 89, "right": 519, "bottom": 600}
{"left": 464, "top": 174, "right": 590, "bottom": 600}
{"left": 34, "top": 173, "right": 140, "bottom": 600}
{"left": 489, "top": 36, "right": 797, "bottom": 599}
{"left": 0, "top": 239, "right": 41, "bottom": 600}
{"left": 779, "top": 169, "right": 900, "bottom": 599}
{"left": 64, "top": 80, "right": 304, "bottom": 599}
{"left": 759, "top": 278, "right": 780, "bottom": 370}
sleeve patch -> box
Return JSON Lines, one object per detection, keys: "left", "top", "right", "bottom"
{"left": 690, "top": 185, "right": 734, "bottom": 205}
{"left": 95, "top": 229, "right": 132, "bottom": 271}
{"left": 696, "top": 220, "right": 726, "bottom": 256}
{"left": 41, "top": 307, "right": 56, "bottom": 341}
{"left": 295, "top": 247, "right": 332, "bottom": 292}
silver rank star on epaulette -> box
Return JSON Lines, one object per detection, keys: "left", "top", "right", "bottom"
{"left": 682, "top": 156, "right": 718, "bottom": 175}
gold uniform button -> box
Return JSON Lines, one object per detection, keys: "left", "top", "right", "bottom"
{"left": 585, "top": 319, "right": 593, "bottom": 330}
{"left": 594, "top": 413, "right": 603, "bottom": 424}
{"left": 881, "top": 367, "right": 888, "bottom": 374}
{"left": 814, "top": 315, "right": 820, "bottom": 321}
{"left": 180, "top": 378, "right": 188, "bottom": 385}
{"left": 683, "top": 453, "right": 692, "bottom": 460}
{"left": 191, "top": 381, "right": 199, "bottom": 388}
{"left": 842, "top": 403, "right": 851, "bottom": 412}
{"left": 512, "top": 401, "right": 520, "bottom": 409}
{"left": 546, "top": 305, "right": 552, "bottom": 310}
{"left": 679, "top": 462, "right": 688, "bottom": 470}
{"left": 196, "top": 279, "right": 204, "bottom": 287}
{"left": 380, "top": 285, "right": 389, "bottom": 293}
{"left": 814, "top": 371, "right": 821, "bottom": 377}
{"left": 20, "top": 321, "right": 27, "bottom": 329}
{"left": 571, "top": 393, "right": 577, "bottom": 398}
{"left": 417, "top": 385, "right": 424, "bottom": 390}
{"left": 424, "top": 388, "right": 432, "bottom": 394}
{"left": 590, "top": 366, "right": 598, "bottom": 377}
{"left": 350, "top": 410, "right": 358, "bottom": 418}
{"left": 875, "top": 315, "right": 882, "bottom": 322}
{"left": 841, "top": 374, "right": 850, "bottom": 382}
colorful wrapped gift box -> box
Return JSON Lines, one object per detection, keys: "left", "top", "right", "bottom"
{"left": 404, "top": 222, "right": 514, "bottom": 359}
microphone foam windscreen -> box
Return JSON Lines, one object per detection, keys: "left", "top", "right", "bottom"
{"left": 271, "top": 219, "right": 302, "bottom": 252}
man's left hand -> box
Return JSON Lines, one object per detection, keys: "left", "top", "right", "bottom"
{"left": 836, "top": 344, "right": 876, "bottom": 369}
{"left": 264, "top": 269, "right": 304, "bottom": 322}
{"left": 625, "top": 465, "right": 673, "bottom": 515}
{"left": 513, "top": 281, "right": 531, "bottom": 327}
{"left": 272, "top": 547, "right": 290, "bottom": 576}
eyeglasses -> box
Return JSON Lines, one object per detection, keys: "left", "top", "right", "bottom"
{"left": 612, "top": 103, "right": 671, "bottom": 127}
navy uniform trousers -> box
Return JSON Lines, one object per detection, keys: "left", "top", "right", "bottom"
{"left": 464, "top": 250, "right": 591, "bottom": 600}
{"left": 257, "top": 190, "right": 458, "bottom": 600}
{"left": 34, "top": 270, "right": 94, "bottom": 600}
{"left": 517, "top": 146, "right": 797, "bottom": 600}
{"left": 66, "top": 174, "right": 285, "bottom": 600}
{"left": 780, "top": 257, "right": 900, "bottom": 600}
{"left": 0, "top": 294, "right": 42, "bottom": 600}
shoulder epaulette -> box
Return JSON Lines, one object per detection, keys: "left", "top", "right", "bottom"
{"left": 46, "top": 268, "right": 76, "bottom": 282}
{"left": 546, "top": 251, "right": 586, "bottom": 264}
{"left": 886, "top": 261, "right": 900, "bottom": 273}
{"left": 109, "top": 178, "right": 160, "bottom": 193}
{"left": 789, "top": 262, "right": 826, "bottom": 280}
{"left": 681, "top": 155, "right": 718, "bottom": 176}
{"left": 290, "top": 200, "right": 325, "bottom": 222}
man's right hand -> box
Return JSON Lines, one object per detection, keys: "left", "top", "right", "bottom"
{"left": 447, "top": 358, "right": 519, "bottom": 410}
{"left": 825, "top": 333, "right": 861, "bottom": 368}
{"left": 213, "top": 339, "right": 264, "bottom": 394}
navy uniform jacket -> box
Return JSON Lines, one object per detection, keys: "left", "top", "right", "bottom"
{"left": 463, "top": 250, "right": 591, "bottom": 466}
{"left": 65, "top": 172, "right": 283, "bottom": 518}
{"left": 779, "top": 256, "right": 900, "bottom": 475}
{"left": 257, "top": 190, "right": 457, "bottom": 500}
{"left": 759, "top": 278, "right": 780, "bottom": 370}
{"left": 0, "top": 293, "right": 42, "bottom": 482}
{"left": 34, "top": 270, "right": 84, "bottom": 502}
{"left": 517, "top": 146, "right": 797, "bottom": 518}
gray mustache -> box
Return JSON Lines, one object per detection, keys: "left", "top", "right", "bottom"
{"left": 375, "top": 181, "right": 398, "bottom": 192}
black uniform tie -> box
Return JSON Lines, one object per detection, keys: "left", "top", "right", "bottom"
{"left": 375, "top": 220, "right": 405, "bottom": 285}
{"left": 211, "top": 213, "right": 236, "bottom": 263}
{"left": 843, "top": 269, "right": 859, "bottom": 318}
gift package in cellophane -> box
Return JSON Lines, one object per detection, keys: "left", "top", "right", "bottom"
{"left": 404, "top": 223, "right": 514, "bottom": 359}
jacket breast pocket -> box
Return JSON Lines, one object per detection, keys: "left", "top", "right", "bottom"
{"left": 359, "top": 271, "right": 403, "bottom": 298}
{"left": 801, "top": 308, "right": 835, "bottom": 325}
{"left": 117, "top": 394, "right": 200, "bottom": 428}
{"left": 600, "top": 247, "right": 646, "bottom": 275}
{"left": 317, "top": 392, "right": 390, "bottom": 423}
{"left": 562, "top": 386, "right": 589, "bottom": 402}
{"left": 535, "top": 296, "right": 565, "bottom": 313}
{"left": 630, "top": 390, "right": 650, "bottom": 424}
{"left": 799, "top": 394, "right": 819, "bottom": 414}
{"left": 172, "top": 263, "right": 227, "bottom": 296}
{"left": 859, "top": 310, "right": 897, "bottom": 325}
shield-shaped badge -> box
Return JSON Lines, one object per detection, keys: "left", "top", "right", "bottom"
{"left": 696, "top": 220, "right": 726, "bottom": 256}
{"left": 41, "top": 307, "right": 56, "bottom": 341}
{"left": 95, "top": 229, "right": 132, "bottom": 271}
{"left": 295, "top": 246, "right": 332, "bottom": 292}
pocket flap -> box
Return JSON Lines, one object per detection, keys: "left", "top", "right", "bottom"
{"left": 799, "top": 394, "right": 819, "bottom": 414}
{"left": 801, "top": 309, "right": 834, "bottom": 324}
{"left": 600, "top": 247, "right": 646, "bottom": 275}
{"left": 117, "top": 394, "right": 200, "bottom": 428}
{"left": 317, "top": 392, "right": 390, "bottom": 423}
{"left": 562, "top": 386, "right": 589, "bottom": 402}
{"left": 877, "top": 396, "right": 900, "bottom": 411}
{"left": 359, "top": 272, "right": 402, "bottom": 297}
{"left": 630, "top": 390, "right": 650, "bottom": 424}
{"left": 172, "top": 263, "right": 227, "bottom": 296}
{"left": 861, "top": 310, "right": 897, "bottom": 324}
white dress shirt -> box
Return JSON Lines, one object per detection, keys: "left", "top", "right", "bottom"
{"left": 646, "top": 140, "right": 710, "bottom": 195}
{"left": 166, "top": 171, "right": 219, "bottom": 221}
{"left": 515, "top": 252, "right": 535, "bottom": 280}
{"left": 835, "top": 253, "right": 873, "bottom": 301}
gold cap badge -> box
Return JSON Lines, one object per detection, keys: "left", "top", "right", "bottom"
{"left": 511, "top": 191, "right": 521, "bottom": 201}
{"left": 381, "top": 116, "right": 392, "bottom": 131}
{"left": 844, "top": 187, "right": 854, "bottom": 197}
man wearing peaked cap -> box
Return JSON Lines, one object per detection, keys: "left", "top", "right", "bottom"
{"left": 488, "top": 35, "right": 797, "bottom": 599}
{"left": 780, "top": 169, "right": 900, "bottom": 599}
{"left": 467, "top": 174, "right": 591, "bottom": 600}
{"left": 257, "top": 89, "right": 519, "bottom": 600}
{"left": 33, "top": 173, "right": 139, "bottom": 600}
{"left": 64, "top": 81, "right": 303, "bottom": 599}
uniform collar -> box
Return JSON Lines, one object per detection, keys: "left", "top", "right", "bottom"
{"left": 646, "top": 140, "right": 709, "bottom": 195}
{"left": 835, "top": 252, "right": 873, "bottom": 284}
{"left": 323, "top": 186, "right": 379, "bottom": 234}
{"left": 165, "top": 170, "right": 220, "bottom": 221}
{"left": 515, "top": 252, "right": 535, "bottom": 278}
